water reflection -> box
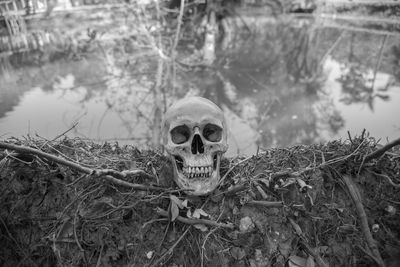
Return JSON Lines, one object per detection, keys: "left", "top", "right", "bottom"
{"left": 1, "top": 15, "right": 400, "bottom": 156}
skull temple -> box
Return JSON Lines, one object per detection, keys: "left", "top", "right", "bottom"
{"left": 162, "top": 97, "right": 228, "bottom": 195}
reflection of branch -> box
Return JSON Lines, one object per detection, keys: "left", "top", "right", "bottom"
{"left": 172, "top": 0, "right": 185, "bottom": 54}
{"left": 96, "top": 106, "right": 111, "bottom": 139}
{"left": 320, "top": 30, "right": 345, "bottom": 65}
{"left": 170, "top": 0, "right": 185, "bottom": 89}
{"left": 318, "top": 22, "right": 400, "bottom": 37}
{"left": 319, "top": 13, "right": 400, "bottom": 25}
{"left": 370, "top": 35, "right": 387, "bottom": 91}
{"left": 151, "top": 0, "right": 165, "bottom": 148}
{"left": 137, "top": 4, "right": 169, "bottom": 61}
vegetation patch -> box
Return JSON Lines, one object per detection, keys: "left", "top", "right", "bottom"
{"left": 1, "top": 134, "right": 399, "bottom": 266}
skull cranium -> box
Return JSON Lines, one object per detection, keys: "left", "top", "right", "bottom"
{"left": 162, "top": 97, "right": 228, "bottom": 195}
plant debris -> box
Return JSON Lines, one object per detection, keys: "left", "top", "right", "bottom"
{"left": 1, "top": 133, "right": 400, "bottom": 267}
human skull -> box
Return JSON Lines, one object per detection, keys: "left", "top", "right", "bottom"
{"left": 162, "top": 96, "right": 228, "bottom": 195}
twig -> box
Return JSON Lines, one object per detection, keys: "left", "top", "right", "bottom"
{"left": 255, "top": 183, "right": 269, "bottom": 199}
{"left": 218, "top": 155, "right": 254, "bottom": 186}
{"left": 201, "top": 227, "right": 220, "bottom": 267}
{"left": 102, "top": 175, "right": 164, "bottom": 191}
{"left": 342, "top": 175, "right": 385, "bottom": 267}
{"left": 246, "top": 200, "right": 283, "bottom": 208}
{"left": 347, "top": 131, "right": 353, "bottom": 144}
{"left": 288, "top": 218, "right": 329, "bottom": 267}
{"left": 73, "top": 202, "right": 84, "bottom": 252}
{"left": 142, "top": 218, "right": 169, "bottom": 229}
{"left": 40, "top": 122, "right": 79, "bottom": 149}
{"left": 219, "top": 183, "right": 248, "bottom": 196}
{"left": 356, "top": 243, "right": 383, "bottom": 266}
{"left": 364, "top": 137, "right": 400, "bottom": 163}
{"left": 299, "top": 239, "right": 329, "bottom": 267}
{"left": 156, "top": 209, "right": 234, "bottom": 229}
{"left": 150, "top": 226, "right": 191, "bottom": 267}
{"left": 96, "top": 243, "right": 104, "bottom": 267}
{"left": 371, "top": 171, "right": 400, "bottom": 188}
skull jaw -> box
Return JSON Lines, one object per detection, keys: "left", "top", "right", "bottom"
{"left": 170, "top": 153, "right": 222, "bottom": 196}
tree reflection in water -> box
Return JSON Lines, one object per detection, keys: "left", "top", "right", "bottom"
{"left": 337, "top": 34, "right": 391, "bottom": 111}
{"left": 183, "top": 16, "right": 344, "bottom": 151}
{"left": 1, "top": 8, "right": 400, "bottom": 155}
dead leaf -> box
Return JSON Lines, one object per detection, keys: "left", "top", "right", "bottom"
{"left": 194, "top": 224, "right": 208, "bottom": 232}
{"left": 288, "top": 255, "right": 307, "bottom": 267}
{"left": 181, "top": 199, "right": 188, "bottom": 208}
{"left": 289, "top": 218, "right": 303, "bottom": 235}
{"left": 306, "top": 255, "right": 315, "bottom": 267}
{"left": 169, "top": 201, "right": 179, "bottom": 222}
{"left": 146, "top": 251, "right": 154, "bottom": 259}
{"left": 192, "top": 208, "right": 209, "bottom": 219}
{"left": 170, "top": 195, "right": 184, "bottom": 209}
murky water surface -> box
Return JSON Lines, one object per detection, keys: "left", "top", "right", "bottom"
{"left": 1, "top": 13, "right": 400, "bottom": 156}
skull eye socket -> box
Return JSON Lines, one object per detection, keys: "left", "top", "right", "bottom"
{"left": 203, "top": 123, "right": 222, "bottom": 142}
{"left": 171, "top": 125, "right": 190, "bottom": 144}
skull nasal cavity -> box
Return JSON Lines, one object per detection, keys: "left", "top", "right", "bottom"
{"left": 191, "top": 134, "right": 204, "bottom": 154}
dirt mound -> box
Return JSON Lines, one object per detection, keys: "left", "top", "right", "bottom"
{"left": 0, "top": 134, "right": 399, "bottom": 266}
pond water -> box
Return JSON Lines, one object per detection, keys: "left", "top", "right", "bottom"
{"left": 1, "top": 13, "right": 400, "bottom": 157}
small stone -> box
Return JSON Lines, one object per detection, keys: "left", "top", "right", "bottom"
{"left": 385, "top": 205, "right": 396, "bottom": 215}
{"left": 372, "top": 224, "right": 380, "bottom": 233}
{"left": 146, "top": 251, "right": 154, "bottom": 259}
{"left": 239, "top": 216, "right": 255, "bottom": 233}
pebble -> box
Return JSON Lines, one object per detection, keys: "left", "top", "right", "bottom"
{"left": 239, "top": 216, "right": 255, "bottom": 232}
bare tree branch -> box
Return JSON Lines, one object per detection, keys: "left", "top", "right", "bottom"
{"left": 364, "top": 137, "right": 400, "bottom": 162}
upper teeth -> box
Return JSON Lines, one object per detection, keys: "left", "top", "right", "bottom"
{"left": 183, "top": 166, "right": 213, "bottom": 178}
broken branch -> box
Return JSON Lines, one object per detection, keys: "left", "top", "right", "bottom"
{"left": 156, "top": 209, "right": 234, "bottom": 229}
{"left": 246, "top": 200, "right": 284, "bottom": 208}
{"left": 364, "top": 137, "right": 400, "bottom": 162}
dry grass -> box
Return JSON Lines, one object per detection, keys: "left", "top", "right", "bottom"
{"left": 0, "top": 133, "right": 399, "bottom": 266}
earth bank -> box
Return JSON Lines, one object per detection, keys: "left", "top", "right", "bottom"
{"left": 0, "top": 134, "right": 399, "bottom": 266}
